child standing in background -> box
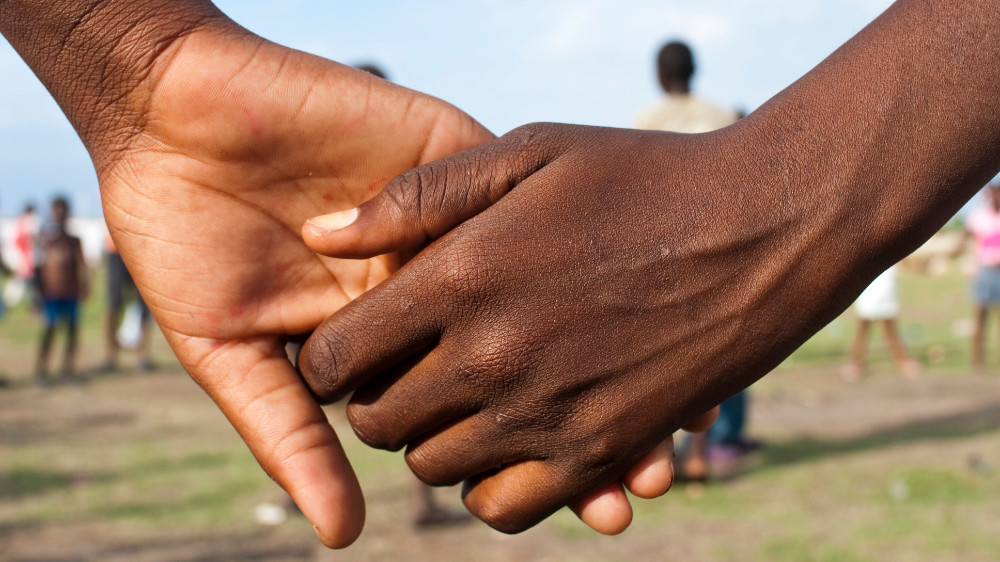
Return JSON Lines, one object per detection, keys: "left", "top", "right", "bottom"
{"left": 844, "top": 265, "right": 921, "bottom": 381}
{"left": 958, "top": 182, "right": 1000, "bottom": 374}
{"left": 35, "top": 197, "right": 88, "bottom": 385}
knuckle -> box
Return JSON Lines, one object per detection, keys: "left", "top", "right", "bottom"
{"left": 463, "top": 330, "right": 535, "bottom": 395}
{"left": 412, "top": 165, "right": 439, "bottom": 226}
{"left": 382, "top": 164, "right": 453, "bottom": 243}
{"left": 502, "top": 122, "right": 562, "bottom": 153}
{"left": 440, "top": 158, "right": 478, "bottom": 213}
{"left": 405, "top": 447, "right": 457, "bottom": 486}
{"left": 345, "top": 402, "right": 400, "bottom": 451}
{"left": 470, "top": 496, "right": 530, "bottom": 534}
{"left": 566, "top": 421, "right": 629, "bottom": 479}
{"left": 505, "top": 122, "right": 547, "bottom": 144}
{"left": 434, "top": 250, "right": 488, "bottom": 302}
{"left": 382, "top": 169, "right": 423, "bottom": 222}
{"left": 299, "top": 330, "right": 348, "bottom": 403}
{"left": 581, "top": 432, "right": 622, "bottom": 471}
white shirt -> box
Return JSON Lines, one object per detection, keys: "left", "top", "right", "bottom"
{"left": 633, "top": 94, "right": 739, "bottom": 134}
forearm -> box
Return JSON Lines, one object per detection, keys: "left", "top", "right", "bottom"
{"left": 621, "top": 0, "right": 1000, "bottom": 402}
{"left": 747, "top": 0, "right": 1000, "bottom": 270}
{"left": 0, "top": 0, "right": 229, "bottom": 157}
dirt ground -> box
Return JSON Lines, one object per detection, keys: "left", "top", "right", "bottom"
{"left": 2, "top": 266, "right": 1000, "bottom": 562}
{"left": 2, "top": 346, "right": 999, "bottom": 561}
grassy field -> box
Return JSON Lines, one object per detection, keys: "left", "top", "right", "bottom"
{"left": 1, "top": 271, "right": 999, "bottom": 561}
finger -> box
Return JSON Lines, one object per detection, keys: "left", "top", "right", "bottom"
{"left": 461, "top": 461, "right": 605, "bottom": 534}
{"left": 302, "top": 123, "right": 566, "bottom": 259}
{"left": 622, "top": 438, "right": 675, "bottom": 499}
{"left": 403, "top": 415, "right": 517, "bottom": 487}
{"left": 166, "top": 330, "right": 364, "bottom": 548}
{"left": 345, "top": 348, "right": 481, "bottom": 451}
{"left": 568, "top": 482, "right": 633, "bottom": 535}
{"left": 683, "top": 406, "right": 720, "bottom": 433}
{"left": 297, "top": 269, "right": 440, "bottom": 402}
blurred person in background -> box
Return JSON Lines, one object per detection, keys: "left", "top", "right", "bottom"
{"left": 844, "top": 264, "right": 921, "bottom": 381}
{"left": 955, "top": 182, "right": 1000, "bottom": 374}
{"left": 34, "top": 197, "right": 88, "bottom": 386}
{"left": 101, "top": 231, "right": 155, "bottom": 373}
{"left": 0, "top": 202, "right": 10, "bottom": 387}
{"left": 10, "top": 204, "right": 39, "bottom": 308}
{"left": 634, "top": 41, "right": 739, "bottom": 134}
{"left": 634, "top": 40, "right": 758, "bottom": 476}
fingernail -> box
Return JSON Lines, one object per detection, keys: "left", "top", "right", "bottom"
{"left": 312, "top": 524, "right": 327, "bottom": 544}
{"left": 306, "top": 208, "right": 359, "bottom": 235}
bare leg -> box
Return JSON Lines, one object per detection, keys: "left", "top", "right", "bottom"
{"left": 138, "top": 316, "right": 155, "bottom": 370}
{"left": 35, "top": 324, "right": 55, "bottom": 382}
{"left": 410, "top": 477, "right": 468, "bottom": 528}
{"left": 881, "top": 318, "right": 920, "bottom": 377}
{"left": 411, "top": 477, "right": 435, "bottom": 518}
{"left": 995, "top": 308, "right": 1000, "bottom": 374}
{"left": 683, "top": 433, "right": 709, "bottom": 480}
{"left": 972, "top": 306, "right": 988, "bottom": 374}
{"left": 844, "top": 318, "right": 871, "bottom": 381}
{"left": 62, "top": 319, "right": 78, "bottom": 377}
{"left": 103, "top": 306, "right": 121, "bottom": 370}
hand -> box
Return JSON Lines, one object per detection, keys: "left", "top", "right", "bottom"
{"left": 298, "top": 0, "right": 1000, "bottom": 527}
{"left": 2, "top": 3, "right": 688, "bottom": 541}
{"left": 96, "top": 26, "right": 494, "bottom": 546}
{"left": 297, "top": 123, "right": 817, "bottom": 532}
{"left": 95, "top": 25, "right": 680, "bottom": 544}
{"left": 570, "top": 408, "right": 719, "bottom": 534}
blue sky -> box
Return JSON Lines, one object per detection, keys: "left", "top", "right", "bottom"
{"left": 0, "top": 0, "right": 895, "bottom": 217}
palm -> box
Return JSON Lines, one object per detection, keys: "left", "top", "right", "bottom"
{"left": 98, "top": 30, "right": 491, "bottom": 545}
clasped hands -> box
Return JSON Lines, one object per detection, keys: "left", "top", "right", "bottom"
{"left": 100, "top": 28, "right": 736, "bottom": 548}
{"left": 9, "top": 0, "right": 997, "bottom": 552}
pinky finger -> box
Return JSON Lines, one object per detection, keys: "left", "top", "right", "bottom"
{"left": 622, "top": 438, "right": 675, "bottom": 499}
{"left": 683, "top": 406, "right": 721, "bottom": 433}
{"left": 568, "top": 482, "right": 633, "bottom": 535}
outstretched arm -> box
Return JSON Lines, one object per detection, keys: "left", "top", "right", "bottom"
{"left": 0, "top": 0, "right": 494, "bottom": 547}
{"left": 298, "top": 0, "right": 1000, "bottom": 532}
{"left": 0, "top": 0, "right": 689, "bottom": 544}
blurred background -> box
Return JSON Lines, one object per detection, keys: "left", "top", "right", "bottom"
{"left": 2, "top": 1, "right": 1000, "bottom": 560}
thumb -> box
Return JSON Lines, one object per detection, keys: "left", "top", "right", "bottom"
{"left": 303, "top": 124, "right": 564, "bottom": 258}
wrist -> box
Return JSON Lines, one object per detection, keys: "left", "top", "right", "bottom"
{"left": 0, "top": 1, "right": 235, "bottom": 159}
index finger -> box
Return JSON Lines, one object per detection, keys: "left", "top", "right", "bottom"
{"left": 298, "top": 261, "right": 442, "bottom": 404}
{"left": 164, "top": 328, "right": 365, "bottom": 548}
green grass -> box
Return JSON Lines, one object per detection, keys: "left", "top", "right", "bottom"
{"left": 2, "top": 267, "right": 1000, "bottom": 560}
{"left": 757, "top": 535, "right": 870, "bottom": 562}
{"left": 0, "top": 466, "right": 74, "bottom": 499}
{"left": 4, "top": 443, "right": 269, "bottom": 529}
{"left": 785, "top": 271, "right": 981, "bottom": 374}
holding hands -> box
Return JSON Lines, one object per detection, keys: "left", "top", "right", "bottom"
{"left": 9, "top": 0, "right": 1000, "bottom": 550}
{"left": 0, "top": 1, "right": 707, "bottom": 546}
{"left": 299, "top": 123, "right": 783, "bottom": 532}
{"left": 92, "top": 24, "right": 492, "bottom": 546}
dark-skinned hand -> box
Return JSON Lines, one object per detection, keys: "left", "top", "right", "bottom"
{"left": 299, "top": 123, "right": 789, "bottom": 532}
{"left": 298, "top": 0, "right": 1000, "bottom": 532}
{"left": 0, "top": 0, "right": 715, "bottom": 543}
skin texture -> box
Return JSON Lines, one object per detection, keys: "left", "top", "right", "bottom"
{"left": 299, "top": 0, "right": 1000, "bottom": 533}
{"left": 101, "top": 30, "right": 490, "bottom": 547}
{"left": 0, "top": 0, "right": 491, "bottom": 547}
{"left": 0, "top": 0, "right": 691, "bottom": 546}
